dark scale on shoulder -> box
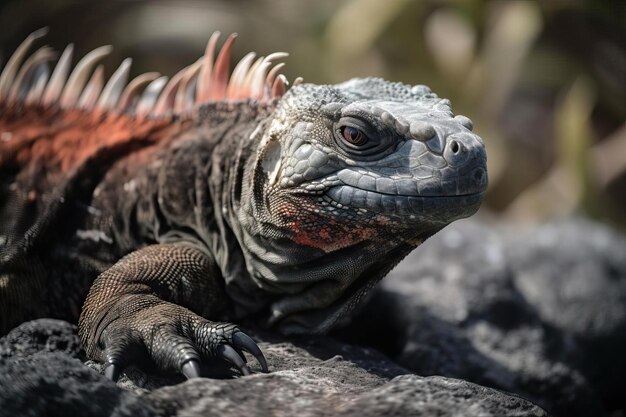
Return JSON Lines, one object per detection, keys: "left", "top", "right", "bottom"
{"left": 0, "top": 29, "right": 487, "bottom": 380}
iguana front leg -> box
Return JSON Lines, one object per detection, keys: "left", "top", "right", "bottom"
{"left": 78, "top": 243, "right": 267, "bottom": 380}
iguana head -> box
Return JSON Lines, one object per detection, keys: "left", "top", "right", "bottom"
{"left": 242, "top": 77, "right": 487, "bottom": 333}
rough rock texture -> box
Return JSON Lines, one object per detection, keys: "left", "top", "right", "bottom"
{"left": 0, "top": 351, "right": 156, "bottom": 417}
{"left": 0, "top": 318, "right": 83, "bottom": 360}
{"left": 344, "top": 217, "right": 626, "bottom": 417}
{"left": 1, "top": 217, "right": 624, "bottom": 417}
{"left": 508, "top": 220, "right": 626, "bottom": 411}
{"left": 0, "top": 320, "right": 546, "bottom": 417}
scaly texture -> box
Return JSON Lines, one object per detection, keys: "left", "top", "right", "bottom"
{"left": 0, "top": 30, "right": 487, "bottom": 380}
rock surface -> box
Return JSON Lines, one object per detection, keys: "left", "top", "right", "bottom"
{"left": 0, "top": 320, "right": 546, "bottom": 417}
{"left": 343, "top": 217, "right": 626, "bottom": 417}
{"left": 1, "top": 217, "right": 624, "bottom": 417}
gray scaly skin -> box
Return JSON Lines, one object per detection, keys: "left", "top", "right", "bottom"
{"left": 0, "top": 34, "right": 487, "bottom": 380}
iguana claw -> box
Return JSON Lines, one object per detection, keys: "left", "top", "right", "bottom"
{"left": 232, "top": 331, "right": 269, "bottom": 373}
{"left": 181, "top": 359, "right": 202, "bottom": 379}
{"left": 218, "top": 344, "right": 251, "bottom": 376}
{"left": 104, "top": 362, "right": 121, "bottom": 381}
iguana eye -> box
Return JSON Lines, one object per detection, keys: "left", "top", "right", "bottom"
{"left": 340, "top": 126, "right": 368, "bottom": 146}
{"left": 333, "top": 117, "right": 394, "bottom": 159}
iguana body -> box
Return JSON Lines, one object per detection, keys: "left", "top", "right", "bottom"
{"left": 0, "top": 30, "right": 487, "bottom": 379}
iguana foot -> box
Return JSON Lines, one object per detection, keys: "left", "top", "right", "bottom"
{"left": 94, "top": 298, "right": 267, "bottom": 381}
{"left": 78, "top": 244, "right": 268, "bottom": 381}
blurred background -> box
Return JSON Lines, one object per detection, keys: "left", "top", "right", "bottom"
{"left": 1, "top": 0, "right": 625, "bottom": 230}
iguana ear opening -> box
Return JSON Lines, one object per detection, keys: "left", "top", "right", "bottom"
{"left": 261, "top": 138, "right": 282, "bottom": 185}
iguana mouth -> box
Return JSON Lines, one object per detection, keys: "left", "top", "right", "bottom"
{"left": 325, "top": 185, "right": 484, "bottom": 217}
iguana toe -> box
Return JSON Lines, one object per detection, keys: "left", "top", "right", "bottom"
{"left": 92, "top": 300, "right": 267, "bottom": 380}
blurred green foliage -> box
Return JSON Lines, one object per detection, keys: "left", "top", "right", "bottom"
{"left": 1, "top": 0, "right": 625, "bottom": 228}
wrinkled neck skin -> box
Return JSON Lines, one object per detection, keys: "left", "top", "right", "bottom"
{"left": 223, "top": 118, "right": 441, "bottom": 335}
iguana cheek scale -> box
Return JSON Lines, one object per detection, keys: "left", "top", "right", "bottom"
{"left": 0, "top": 29, "right": 487, "bottom": 380}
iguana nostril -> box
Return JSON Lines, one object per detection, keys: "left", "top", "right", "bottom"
{"left": 450, "top": 140, "right": 460, "bottom": 154}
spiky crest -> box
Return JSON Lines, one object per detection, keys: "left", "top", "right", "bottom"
{"left": 0, "top": 29, "right": 298, "bottom": 179}
{"left": 0, "top": 29, "right": 294, "bottom": 116}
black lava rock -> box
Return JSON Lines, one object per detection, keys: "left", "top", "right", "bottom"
{"left": 0, "top": 352, "right": 156, "bottom": 417}
{"left": 344, "top": 217, "right": 626, "bottom": 417}
{"left": 0, "top": 322, "right": 547, "bottom": 417}
{"left": 0, "top": 318, "right": 82, "bottom": 360}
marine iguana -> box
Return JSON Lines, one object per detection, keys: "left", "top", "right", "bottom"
{"left": 0, "top": 29, "right": 488, "bottom": 380}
